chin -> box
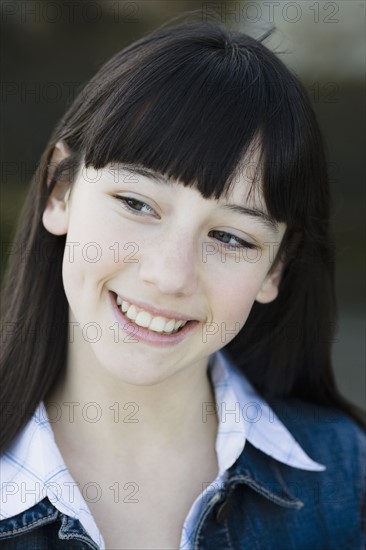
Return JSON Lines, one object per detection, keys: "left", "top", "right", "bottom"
{"left": 100, "top": 357, "right": 173, "bottom": 387}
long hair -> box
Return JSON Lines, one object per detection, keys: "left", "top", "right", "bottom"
{"left": 1, "top": 20, "right": 364, "bottom": 454}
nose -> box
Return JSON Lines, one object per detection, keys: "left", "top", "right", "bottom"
{"left": 138, "top": 230, "right": 199, "bottom": 296}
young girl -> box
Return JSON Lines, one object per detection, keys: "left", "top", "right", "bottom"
{"left": 0, "top": 20, "right": 365, "bottom": 550}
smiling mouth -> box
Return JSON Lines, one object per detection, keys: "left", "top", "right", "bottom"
{"left": 112, "top": 292, "right": 193, "bottom": 335}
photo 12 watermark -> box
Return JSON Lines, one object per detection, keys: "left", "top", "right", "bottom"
{"left": 1, "top": 480, "right": 140, "bottom": 505}
{"left": 0, "top": 1, "right": 141, "bottom": 25}
{"left": 201, "top": 2, "right": 340, "bottom": 25}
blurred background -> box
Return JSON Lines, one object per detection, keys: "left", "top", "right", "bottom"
{"left": 0, "top": 0, "right": 365, "bottom": 410}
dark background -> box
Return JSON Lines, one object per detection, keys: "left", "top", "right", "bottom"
{"left": 1, "top": 0, "right": 364, "bottom": 409}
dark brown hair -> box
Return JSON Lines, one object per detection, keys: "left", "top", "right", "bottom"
{"left": 1, "top": 20, "right": 364, "bottom": 454}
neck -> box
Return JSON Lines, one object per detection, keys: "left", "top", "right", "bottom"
{"left": 44, "top": 331, "right": 218, "bottom": 461}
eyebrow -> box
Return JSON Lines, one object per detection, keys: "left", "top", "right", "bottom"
{"left": 115, "top": 164, "right": 171, "bottom": 186}
{"left": 219, "top": 204, "right": 279, "bottom": 233}
{"left": 116, "top": 164, "right": 279, "bottom": 233}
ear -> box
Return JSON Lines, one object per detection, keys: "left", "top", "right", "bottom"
{"left": 42, "top": 141, "right": 72, "bottom": 236}
{"left": 255, "top": 259, "right": 285, "bottom": 304}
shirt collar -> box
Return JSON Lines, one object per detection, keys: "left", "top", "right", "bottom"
{"left": 0, "top": 403, "right": 104, "bottom": 547}
{"left": 210, "top": 350, "right": 326, "bottom": 473}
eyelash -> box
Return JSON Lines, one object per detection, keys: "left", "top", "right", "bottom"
{"left": 115, "top": 196, "right": 257, "bottom": 250}
{"left": 115, "top": 196, "right": 156, "bottom": 216}
{"left": 208, "top": 231, "right": 257, "bottom": 250}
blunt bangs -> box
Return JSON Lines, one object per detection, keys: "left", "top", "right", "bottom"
{"left": 63, "top": 22, "right": 328, "bottom": 229}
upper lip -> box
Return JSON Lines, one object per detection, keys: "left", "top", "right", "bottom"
{"left": 111, "top": 291, "right": 196, "bottom": 322}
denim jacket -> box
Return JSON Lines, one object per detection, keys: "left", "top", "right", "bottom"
{"left": 0, "top": 359, "right": 365, "bottom": 549}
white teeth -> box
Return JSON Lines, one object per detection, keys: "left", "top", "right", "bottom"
{"left": 126, "top": 305, "right": 138, "bottom": 321}
{"left": 135, "top": 311, "right": 152, "bottom": 328}
{"left": 115, "top": 295, "right": 190, "bottom": 334}
{"left": 148, "top": 316, "right": 166, "bottom": 332}
{"left": 163, "top": 319, "right": 176, "bottom": 333}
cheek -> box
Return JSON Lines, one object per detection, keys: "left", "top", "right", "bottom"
{"left": 64, "top": 206, "right": 128, "bottom": 273}
{"left": 210, "top": 262, "right": 269, "bottom": 325}
{"left": 219, "top": 283, "right": 257, "bottom": 322}
{"left": 205, "top": 282, "right": 257, "bottom": 349}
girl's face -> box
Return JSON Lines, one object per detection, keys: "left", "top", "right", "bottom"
{"left": 43, "top": 148, "right": 286, "bottom": 385}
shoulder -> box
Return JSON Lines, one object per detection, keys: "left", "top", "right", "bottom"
{"left": 267, "top": 396, "right": 366, "bottom": 463}
{"left": 266, "top": 396, "right": 366, "bottom": 502}
{"left": 222, "top": 394, "right": 365, "bottom": 548}
{"left": 226, "top": 353, "right": 365, "bottom": 485}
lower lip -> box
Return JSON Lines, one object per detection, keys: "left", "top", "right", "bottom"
{"left": 109, "top": 291, "right": 200, "bottom": 347}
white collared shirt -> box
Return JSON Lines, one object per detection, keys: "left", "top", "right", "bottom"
{"left": 0, "top": 351, "right": 326, "bottom": 549}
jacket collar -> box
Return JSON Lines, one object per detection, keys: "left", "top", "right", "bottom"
{"left": 226, "top": 438, "right": 306, "bottom": 509}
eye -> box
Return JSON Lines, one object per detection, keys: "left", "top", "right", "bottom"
{"left": 114, "top": 196, "right": 157, "bottom": 217}
{"left": 209, "top": 230, "right": 257, "bottom": 250}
